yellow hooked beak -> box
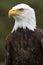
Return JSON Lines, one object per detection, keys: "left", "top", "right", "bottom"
{"left": 8, "top": 9, "right": 21, "bottom": 18}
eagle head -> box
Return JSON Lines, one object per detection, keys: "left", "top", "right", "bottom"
{"left": 8, "top": 3, "right": 36, "bottom": 32}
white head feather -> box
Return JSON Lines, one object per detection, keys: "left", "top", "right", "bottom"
{"left": 11, "top": 3, "right": 36, "bottom": 33}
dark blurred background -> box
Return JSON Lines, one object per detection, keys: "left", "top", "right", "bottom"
{"left": 0, "top": 0, "right": 43, "bottom": 62}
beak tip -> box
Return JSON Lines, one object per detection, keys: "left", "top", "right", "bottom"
{"left": 8, "top": 11, "right": 10, "bottom": 18}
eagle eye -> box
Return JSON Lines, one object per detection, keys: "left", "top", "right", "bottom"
{"left": 18, "top": 8, "right": 24, "bottom": 11}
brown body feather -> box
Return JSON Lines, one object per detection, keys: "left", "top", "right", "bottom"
{"left": 6, "top": 28, "right": 43, "bottom": 65}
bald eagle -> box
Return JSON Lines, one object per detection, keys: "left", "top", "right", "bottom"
{"left": 6, "top": 3, "right": 43, "bottom": 65}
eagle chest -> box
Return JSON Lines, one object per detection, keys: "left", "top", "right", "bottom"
{"left": 6, "top": 28, "right": 43, "bottom": 65}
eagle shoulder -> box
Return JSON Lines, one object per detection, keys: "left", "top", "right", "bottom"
{"left": 35, "top": 28, "right": 43, "bottom": 50}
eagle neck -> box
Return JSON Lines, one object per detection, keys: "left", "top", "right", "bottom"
{"left": 11, "top": 18, "right": 36, "bottom": 33}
